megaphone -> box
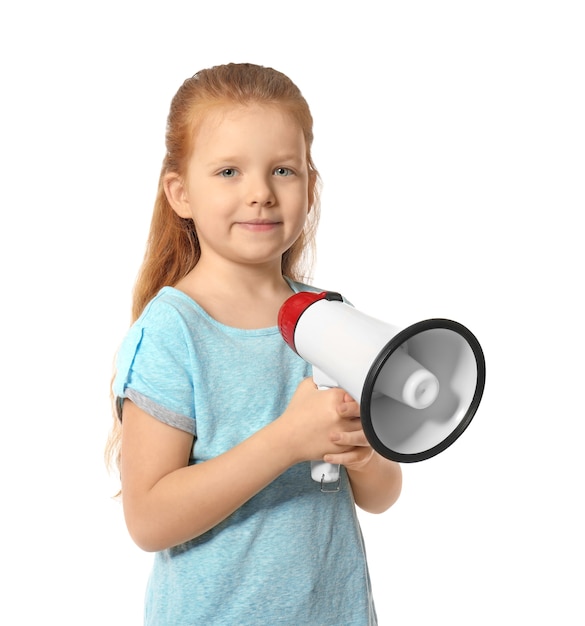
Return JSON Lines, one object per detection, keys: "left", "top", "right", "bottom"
{"left": 278, "top": 291, "right": 485, "bottom": 487}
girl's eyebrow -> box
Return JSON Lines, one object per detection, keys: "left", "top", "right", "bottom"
{"left": 206, "top": 154, "right": 304, "bottom": 167}
{"left": 274, "top": 152, "right": 303, "bottom": 160}
{"left": 205, "top": 156, "right": 241, "bottom": 166}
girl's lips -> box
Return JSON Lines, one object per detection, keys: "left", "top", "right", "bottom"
{"left": 237, "top": 220, "right": 281, "bottom": 231}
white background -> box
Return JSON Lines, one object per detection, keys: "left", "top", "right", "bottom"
{"left": 1, "top": 1, "right": 583, "bottom": 624}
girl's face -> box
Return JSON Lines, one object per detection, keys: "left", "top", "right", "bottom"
{"left": 167, "top": 103, "right": 310, "bottom": 272}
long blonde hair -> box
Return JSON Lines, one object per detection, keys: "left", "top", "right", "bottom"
{"left": 105, "top": 63, "right": 321, "bottom": 477}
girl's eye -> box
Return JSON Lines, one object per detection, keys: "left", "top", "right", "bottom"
{"left": 274, "top": 167, "right": 294, "bottom": 177}
{"left": 220, "top": 168, "right": 237, "bottom": 178}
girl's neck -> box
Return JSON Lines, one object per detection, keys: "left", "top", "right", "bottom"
{"left": 173, "top": 260, "right": 294, "bottom": 329}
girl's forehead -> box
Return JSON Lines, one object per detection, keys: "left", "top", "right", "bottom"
{"left": 199, "top": 102, "right": 295, "bottom": 129}
{"left": 192, "top": 103, "right": 303, "bottom": 148}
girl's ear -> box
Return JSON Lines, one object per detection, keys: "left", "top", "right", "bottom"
{"left": 164, "top": 173, "right": 192, "bottom": 219}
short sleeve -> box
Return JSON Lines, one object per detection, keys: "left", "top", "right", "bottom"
{"left": 112, "top": 299, "right": 196, "bottom": 435}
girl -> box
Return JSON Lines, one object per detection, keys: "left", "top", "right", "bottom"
{"left": 106, "top": 62, "right": 402, "bottom": 625}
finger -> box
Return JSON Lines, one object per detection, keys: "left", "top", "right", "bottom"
{"left": 331, "top": 430, "right": 369, "bottom": 447}
{"left": 324, "top": 446, "right": 374, "bottom": 467}
{"left": 338, "top": 400, "right": 360, "bottom": 418}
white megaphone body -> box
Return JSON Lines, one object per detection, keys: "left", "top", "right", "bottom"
{"left": 277, "top": 291, "right": 485, "bottom": 489}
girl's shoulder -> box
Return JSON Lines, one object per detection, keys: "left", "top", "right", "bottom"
{"left": 137, "top": 286, "right": 201, "bottom": 322}
{"left": 115, "top": 288, "right": 203, "bottom": 371}
{"left": 129, "top": 286, "right": 217, "bottom": 338}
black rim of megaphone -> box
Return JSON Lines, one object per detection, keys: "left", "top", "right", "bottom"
{"left": 360, "top": 318, "right": 486, "bottom": 463}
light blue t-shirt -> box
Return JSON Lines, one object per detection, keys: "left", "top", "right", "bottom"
{"left": 114, "top": 280, "right": 377, "bottom": 625}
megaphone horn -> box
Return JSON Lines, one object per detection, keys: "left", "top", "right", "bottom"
{"left": 278, "top": 291, "right": 486, "bottom": 483}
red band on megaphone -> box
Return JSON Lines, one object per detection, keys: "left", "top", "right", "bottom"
{"left": 278, "top": 291, "right": 343, "bottom": 352}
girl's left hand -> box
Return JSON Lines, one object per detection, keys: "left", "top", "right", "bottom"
{"left": 322, "top": 393, "right": 375, "bottom": 472}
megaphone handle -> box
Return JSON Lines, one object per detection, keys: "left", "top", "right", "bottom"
{"left": 312, "top": 368, "right": 341, "bottom": 492}
{"left": 311, "top": 460, "right": 340, "bottom": 492}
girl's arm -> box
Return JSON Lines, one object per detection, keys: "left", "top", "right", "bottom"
{"left": 346, "top": 455, "right": 402, "bottom": 514}
{"left": 121, "top": 378, "right": 360, "bottom": 552}
{"left": 121, "top": 400, "right": 293, "bottom": 551}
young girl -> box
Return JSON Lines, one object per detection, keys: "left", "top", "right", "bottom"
{"left": 106, "top": 62, "right": 402, "bottom": 625}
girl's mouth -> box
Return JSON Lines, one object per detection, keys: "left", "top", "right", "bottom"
{"left": 237, "top": 219, "right": 281, "bottom": 231}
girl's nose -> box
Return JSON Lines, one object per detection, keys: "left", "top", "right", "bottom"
{"left": 247, "top": 175, "right": 276, "bottom": 207}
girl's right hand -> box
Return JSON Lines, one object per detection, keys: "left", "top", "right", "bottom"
{"left": 277, "top": 377, "right": 362, "bottom": 465}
